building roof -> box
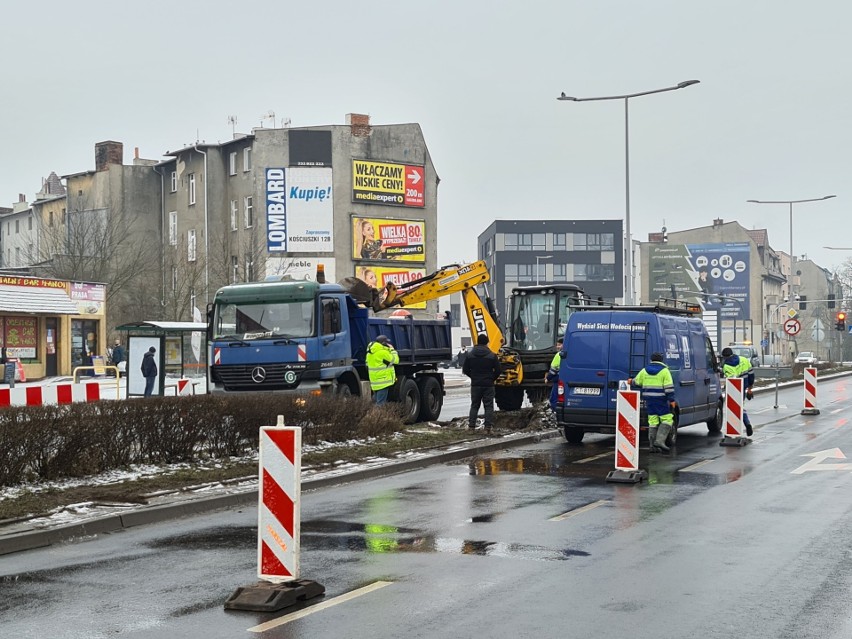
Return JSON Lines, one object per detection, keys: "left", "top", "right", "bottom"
{"left": 114, "top": 321, "right": 206, "bottom": 333}
{"left": 745, "top": 228, "right": 768, "bottom": 248}
{"left": 0, "top": 285, "right": 79, "bottom": 314}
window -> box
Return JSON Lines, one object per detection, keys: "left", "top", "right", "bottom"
{"left": 231, "top": 256, "right": 239, "bottom": 282}
{"left": 554, "top": 233, "right": 566, "bottom": 249}
{"left": 506, "top": 233, "right": 545, "bottom": 251}
{"left": 169, "top": 211, "right": 178, "bottom": 245}
{"left": 574, "top": 263, "right": 615, "bottom": 281}
{"left": 574, "top": 233, "right": 615, "bottom": 251}
{"left": 243, "top": 147, "right": 252, "bottom": 171}
{"left": 321, "top": 298, "right": 341, "bottom": 335}
{"left": 244, "top": 196, "right": 253, "bottom": 228}
{"left": 518, "top": 234, "right": 533, "bottom": 251}
{"left": 481, "top": 238, "right": 492, "bottom": 258}
{"left": 553, "top": 264, "right": 567, "bottom": 281}
{"left": 188, "top": 173, "right": 196, "bottom": 205}
{"left": 28, "top": 217, "right": 32, "bottom": 231}
{"left": 504, "top": 233, "right": 518, "bottom": 251}
{"left": 230, "top": 200, "right": 238, "bottom": 231}
{"left": 188, "top": 229, "right": 197, "bottom": 262}
{"left": 505, "top": 264, "right": 538, "bottom": 282}
{"left": 61, "top": 208, "right": 66, "bottom": 224}
{"left": 450, "top": 303, "right": 461, "bottom": 328}
{"left": 532, "top": 233, "right": 546, "bottom": 250}
{"left": 170, "top": 171, "right": 177, "bottom": 192}
{"left": 172, "top": 267, "right": 178, "bottom": 291}
{"left": 16, "top": 219, "right": 20, "bottom": 233}
{"left": 229, "top": 152, "right": 237, "bottom": 176}
{"left": 245, "top": 256, "right": 254, "bottom": 281}
{"left": 15, "top": 247, "right": 20, "bottom": 264}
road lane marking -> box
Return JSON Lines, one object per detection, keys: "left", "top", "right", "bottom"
{"left": 550, "top": 499, "right": 608, "bottom": 522}
{"left": 248, "top": 581, "right": 393, "bottom": 633}
{"left": 679, "top": 459, "right": 715, "bottom": 472}
{"left": 576, "top": 452, "right": 611, "bottom": 464}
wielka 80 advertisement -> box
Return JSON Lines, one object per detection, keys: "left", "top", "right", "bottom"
{"left": 351, "top": 159, "right": 424, "bottom": 208}
{"left": 352, "top": 217, "right": 425, "bottom": 263}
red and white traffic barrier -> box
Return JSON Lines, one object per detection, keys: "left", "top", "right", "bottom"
{"left": 224, "top": 417, "right": 324, "bottom": 612}
{"left": 606, "top": 388, "right": 646, "bottom": 483}
{"left": 802, "top": 367, "right": 820, "bottom": 415}
{"left": 177, "top": 379, "right": 193, "bottom": 396}
{"left": 0, "top": 382, "right": 100, "bottom": 408}
{"left": 258, "top": 419, "right": 301, "bottom": 582}
{"left": 720, "top": 377, "right": 751, "bottom": 447}
{"left": 724, "top": 377, "right": 744, "bottom": 437}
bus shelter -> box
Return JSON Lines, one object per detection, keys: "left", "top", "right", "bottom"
{"left": 114, "top": 321, "right": 207, "bottom": 397}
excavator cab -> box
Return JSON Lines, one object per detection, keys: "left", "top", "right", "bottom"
{"left": 508, "top": 285, "right": 589, "bottom": 352}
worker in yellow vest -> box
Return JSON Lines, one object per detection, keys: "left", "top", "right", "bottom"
{"left": 366, "top": 335, "right": 399, "bottom": 405}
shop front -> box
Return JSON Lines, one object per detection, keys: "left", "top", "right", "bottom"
{"left": 0, "top": 276, "right": 107, "bottom": 380}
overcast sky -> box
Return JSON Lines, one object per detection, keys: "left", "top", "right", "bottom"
{"left": 4, "top": 1, "right": 851, "bottom": 272}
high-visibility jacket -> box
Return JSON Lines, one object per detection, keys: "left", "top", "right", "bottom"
{"left": 366, "top": 341, "right": 399, "bottom": 391}
{"left": 723, "top": 354, "right": 754, "bottom": 389}
{"left": 546, "top": 351, "right": 562, "bottom": 382}
{"left": 633, "top": 361, "right": 675, "bottom": 416}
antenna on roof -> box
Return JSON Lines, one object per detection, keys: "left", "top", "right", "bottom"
{"left": 260, "top": 111, "right": 275, "bottom": 128}
{"left": 227, "top": 115, "right": 237, "bottom": 136}
{"left": 282, "top": 117, "right": 291, "bottom": 128}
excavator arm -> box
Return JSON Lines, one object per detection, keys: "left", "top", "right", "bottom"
{"left": 340, "top": 261, "right": 522, "bottom": 384}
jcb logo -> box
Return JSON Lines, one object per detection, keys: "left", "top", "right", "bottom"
{"left": 471, "top": 308, "right": 488, "bottom": 340}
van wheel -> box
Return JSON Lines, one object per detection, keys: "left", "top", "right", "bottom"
{"left": 398, "top": 378, "right": 421, "bottom": 424}
{"left": 417, "top": 376, "right": 443, "bottom": 422}
{"left": 706, "top": 401, "right": 723, "bottom": 433}
{"left": 495, "top": 386, "right": 524, "bottom": 411}
{"left": 564, "top": 428, "right": 585, "bottom": 444}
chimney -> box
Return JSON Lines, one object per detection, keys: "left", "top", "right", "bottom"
{"left": 713, "top": 218, "right": 724, "bottom": 228}
{"left": 18, "top": 193, "right": 25, "bottom": 203}
{"left": 95, "top": 141, "right": 124, "bottom": 171}
{"left": 346, "top": 113, "right": 371, "bottom": 137}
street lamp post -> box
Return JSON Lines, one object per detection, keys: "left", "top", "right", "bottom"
{"left": 558, "top": 80, "right": 700, "bottom": 305}
{"left": 535, "top": 254, "right": 553, "bottom": 286}
{"left": 746, "top": 195, "right": 836, "bottom": 275}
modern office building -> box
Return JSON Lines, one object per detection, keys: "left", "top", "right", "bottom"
{"left": 477, "top": 219, "right": 624, "bottom": 322}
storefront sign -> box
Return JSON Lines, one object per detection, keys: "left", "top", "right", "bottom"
{"left": 352, "top": 217, "right": 425, "bottom": 262}
{"left": 2, "top": 317, "right": 38, "bottom": 359}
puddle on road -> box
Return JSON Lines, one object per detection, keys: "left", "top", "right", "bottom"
{"left": 301, "top": 526, "right": 589, "bottom": 561}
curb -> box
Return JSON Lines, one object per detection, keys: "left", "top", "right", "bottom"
{"left": 0, "top": 429, "right": 560, "bottom": 556}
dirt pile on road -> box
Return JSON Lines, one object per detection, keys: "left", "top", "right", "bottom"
{"left": 442, "top": 403, "right": 557, "bottom": 432}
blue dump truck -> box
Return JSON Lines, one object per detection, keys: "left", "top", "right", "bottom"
{"left": 206, "top": 278, "right": 452, "bottom": 423}
{"left": 555, "top": 302, "right": 724, "bottom": 444}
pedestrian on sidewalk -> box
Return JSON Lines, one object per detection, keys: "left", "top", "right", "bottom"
{"left": 141, "top": 346, "right": 158, "bottom": 397}
{"left": 462, "top": 333, "right": 501, "bottom": 435}
{"left": 629, "top": 352, "right": 676, "bottom": 452}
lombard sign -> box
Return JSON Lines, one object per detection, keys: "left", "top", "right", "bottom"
{"left": 266, "top": 167, "right": 334, "bottom": 253}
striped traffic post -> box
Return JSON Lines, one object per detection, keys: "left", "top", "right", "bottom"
{"left": 801, "top": 367, "right": 820, "bottom": 415}
{"left": 0, "top": 382, "right": 100, "bottom": 407}
{"left": 225, "top": 416, "right": 325, "bottom": 612}
{"left": 606, "top": 387, "right": 647, "bottom": 484}
{"left": 720, "top": 377, "right": 750, "bottom": 447}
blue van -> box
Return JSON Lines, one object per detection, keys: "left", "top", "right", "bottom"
{"left": 555, "top": 304, "right": 723, "bottom": 444}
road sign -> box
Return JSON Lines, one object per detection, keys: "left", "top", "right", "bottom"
{"left": 787, "top": 308, "right": 799, "bottom": 319}
{"left": 760, "top": 338, "right": 769, "bottom": 349}
{"left": 784, "top": 318, "right": 801, "bottom": 336}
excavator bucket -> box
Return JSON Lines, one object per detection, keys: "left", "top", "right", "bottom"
{"left": 338, "top": 278, "right": 401, "bottom": 312}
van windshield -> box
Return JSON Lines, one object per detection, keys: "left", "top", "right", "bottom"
{"left": 214, "top": 301, "right": 314, "bottom": 339}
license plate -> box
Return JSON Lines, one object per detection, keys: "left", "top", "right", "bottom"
{"left": 573, "top": 387, "right": 600, "bottom": 396}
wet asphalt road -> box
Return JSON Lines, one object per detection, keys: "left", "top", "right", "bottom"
{"left": 2, "top": 377, "right": 852, "bottom": 638}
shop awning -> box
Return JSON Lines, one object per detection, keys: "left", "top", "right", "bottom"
{"left": 0, "top": 285, "right": 79, "bottom": 314}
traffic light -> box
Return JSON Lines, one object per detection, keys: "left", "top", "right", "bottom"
{"left": 836, "top": 311, "right": 847, "bottom": 332}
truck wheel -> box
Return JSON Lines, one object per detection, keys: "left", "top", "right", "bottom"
{"left": 399, "top": 378, "right": 421, "bottom": 424}
{"left": 706, "top": 401, "right": 723, "bottom": 433}
{"left": 417, "top": 376, "right": 443, "bottom": 422}
{"left": 495, "top": 386, "right": 524, "bottom": 411}
{"left": 564, "top": 428, "right": 585, "bottom": 444}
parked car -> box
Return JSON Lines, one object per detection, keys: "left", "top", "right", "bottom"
{"left": 794, "top": 351, "right": 818, "bottom": 366}
{"left": 729, "top": 343, "right": 761, "bottom": 368}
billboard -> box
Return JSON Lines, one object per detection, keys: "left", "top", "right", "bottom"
{"left": 352, "top": 159, "right": 424, "bottom": 208}
{"left": 355, "top": 265, "right": 427, "bottom": 309}
{"left": 649, "top": 242, "right": 750, "bottom": 319}
{"left": 265, "top": 167, "right": 334, "bottom": 253}
{"left": 289, "top": 130, "right": 332, "bottom": 167}
{"left": 352, "top": 216, "right": 425, "bottom": 263}
{"left": 266, "top": 257, "right": 336, "bottom": 282}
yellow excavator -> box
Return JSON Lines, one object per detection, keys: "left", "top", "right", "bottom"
{"left": 339, "top": 261, "right": 523, "bottom": 386}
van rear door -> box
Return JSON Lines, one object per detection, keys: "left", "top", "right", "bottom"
{"left": 561, "top": 312, "right": 613, "bottom": 424}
